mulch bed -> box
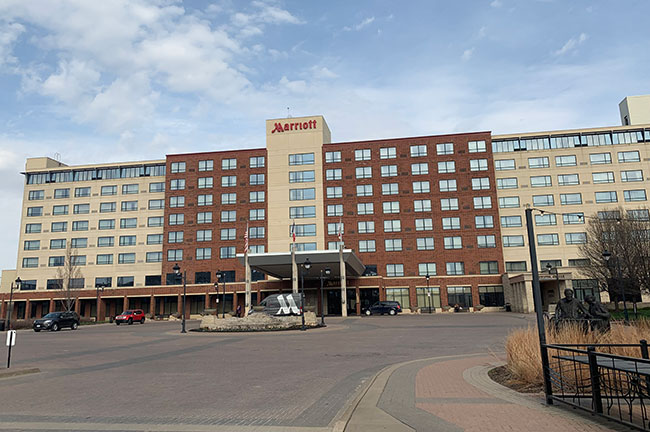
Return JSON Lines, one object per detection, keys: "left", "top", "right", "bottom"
{"left": 488, "top": 365, "right": 544, "bottom": 394}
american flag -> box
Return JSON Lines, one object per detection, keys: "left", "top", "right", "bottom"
{"left": 244, "top": 221, "right": 249, "bottom": 254}
{"left": 291, "top": 220, "right": 296, "bottom": 242}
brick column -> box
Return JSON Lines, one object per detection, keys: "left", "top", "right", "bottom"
{"left": 74, "top": 298, "right": 81, "bottom": 314}
{"left": 1, "top": 300, "right": 6, "bottom": 321}
{"left": 233, "top": 292, "right": 239, "bottom": 313}
{"left": 49, "top": 298, "right": 55, "bottom": 314}
{"left": 150, "top": 295, "right": 155, "bottom": 316}
{"left": 355, "top": 286, "right": 361, "bottom": 315}
{"left": 177, "top": 293, "right": 182, "bottom": 315}
{"left": 123, "top": 296, "right": 128, "bottom": 312}
{"left": 204, "top": 292, "right": 210, "bottom": 310}
{"left": 25, "top": 299, "right": 31, "bottom": 319}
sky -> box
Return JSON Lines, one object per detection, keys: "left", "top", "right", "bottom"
{"left": 0, "top": 0, "right": 649, "bottom": 271}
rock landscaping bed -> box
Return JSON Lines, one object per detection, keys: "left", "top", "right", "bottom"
{"left": 194, "top": 311, "right": 319, "bottom": 332}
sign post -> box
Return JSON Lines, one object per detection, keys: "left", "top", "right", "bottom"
{"left": 6, "top": 330, "right": 16, "bottom": 368}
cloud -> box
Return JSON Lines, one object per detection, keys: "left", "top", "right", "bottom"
{"left": 490, "top": 0, "right": 503, "bottom": 8}
{"left": 252, "top": 1, "right": 303, "bottom": 25}
{"left": 0, "top": 21, "right": 24, "bottom": 67}
{"left": 553, "top": 33, "right": 588, "bottom": 56}
{"left": 344, "top": 17, "right": 375, "bottom": 31}
{"left": 461, "top": 48, "right": 474, "bottom": 61}
{"left": 478, "top": 26, "right": 487, "bottom": 38}
{"left": 311, "top": 66, "right": 338, "bottom": 79}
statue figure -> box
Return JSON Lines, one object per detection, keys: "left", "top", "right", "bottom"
{"left": 585, "top": 295, "right": 611, "bottom": 332}
{"left": 555, "top": 289, "right": 589, "bottom": 329}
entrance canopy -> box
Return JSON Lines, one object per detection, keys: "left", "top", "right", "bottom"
{"left": 236, "top": 249, "right": 365, "bottom": 279}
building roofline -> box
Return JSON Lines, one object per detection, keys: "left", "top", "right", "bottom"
{"left": 326, "top": 130, "right": 492, "bottom": 147}
{"left": 494, "top": 123, "right": 650, "bottom": 140}
{"left": 166, "top": 147, "right": 266, "bottom": 159}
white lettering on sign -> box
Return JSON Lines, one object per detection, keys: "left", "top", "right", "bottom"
{"left": 5, "top": 330, "right": 16, "bottom": 347}
{"left": 276, "top": 295, "right": 301, "bottom": 315}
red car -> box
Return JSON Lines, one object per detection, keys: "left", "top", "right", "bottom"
{"left": 115, "top": 309, "right": 145, "bottom": 325}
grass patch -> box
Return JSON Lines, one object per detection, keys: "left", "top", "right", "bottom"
{"left": 611, "top": 307, "right": 650, "bottom": 320}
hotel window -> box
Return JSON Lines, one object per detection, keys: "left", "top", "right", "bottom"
{"left": 569, "top": 259, "right": 590, "bottom": 267}
{"left": 27, "top": 207, "right": 42, "bottom": 217}
{"left": 327, "top": 186, "right": 343, "bottom": 198}
{"left": 101, "top": 185, "right": 117, "bottom": 196}
{"left": 414, "top": 199, "right": 432, "bottom": 212}
{"left": 250, "top": 209, "right": 265, "bottom": 220}
{"left": 598, "top": 211, "right": 620, "bottom": 220}
{"left": 50, "top": 239, "right": 66, "bottom": 249}
{"left": 148, "top": 216, "right": 164, "bottom": 227}
{"left": 168, "top": 249, "right": 183, "bottom": 261}
{"left": 355, "top": 149, "right": 371, "bottom": 161}
{"left": 328, "top": 242, "right": 344, "bottom": 251}
{"left": 381, "top": 165, "right": 398, "bottom": 177}
{"left": 121, "top": 200, "right": 138, "bottom": 211}
{"left": 470, "top": 159, "right": 488, "bottom": 171}
{"left": 442, "top": 217, "right": 461, "bottom": 230}
{"left": 495, "top": 159, "right": 516, "bottom": 170}
{"left": 506, "top": 261, "right": 527, "bottom": 271}
{"left": 628, "top": 209, "right": 650, "bottom": 221}
{"left": 24, "top": 240, "right": 40, "bottom": 250}
{"left": 198, "top": 160, "right": 213, "bottom": 171}
{"left": 52, "top": 205, "right": 68, "bottom": 215}
{"left": 446, "top": 262, "right": 464, "bottom": 276}
{"left": 435, "top": 143, "right": 452, "bottom": 155}
{"left": 418, "top": 263, "right": 437, "bottom": 276}
{"left": 590, "top": 153, "right": 611, "bottom": 165}
{"left": 475, "top": 215, "right": 494, "bottom": 229}
{"left": 593, "top": 172, "right": 615, "bottom": 184}
{"left": 359, "top": 240, "right": 376, "bottom": 253}
{"left": 54, "top": 188, "right": 70, "bottom": 199}
{"left": 386, "top": 264, "right": 404, "bottom": 277}
{"left": 221, "top": 193, "right": 236, "bottom": 204}
{"left": 558, "top": 174, "right": 579, "bottom": 186}
{"left": 122, "top": 184, "right": 138, "bottom": 194}
{"left": 295, "top": 242, "right": 316, "bottom": 252}
{"left": 249, "top": 191, "right": 265, "bottom": 203}
{"left": 75, "top": 187, "right": 91, "bottom": 197}
{"left": 221, "top": 158, "right": 237, "bottom": 170}
{"left": 440, "top": 198, "right": 457, "bottom": 211}
{"left": 117, "top": 277, "right": 134, "bottom": 287}
{"left": 415, "top": 218, "right": 433, "bottom": 231}
{"left": 618, "top": 151, "right": 641, "bottom": 163}
{"left": 325, "top": 151, "right": 341, "bottom": 163}
{"left": 289, "top": 153, "right": 315, "bottom": 166}
{"left": 289, "top": 171, "right": 315, "bottom": 183}
{"left": 411, "top": 163, "right": 429, "bottom": 175}
{"left": 531, "top": 175, "right": 552, "bottom": 187}
{"left": 555, "top": 155, "right": 577, "bottom": 167}
{"left": 98, "top": 219, "right": 114, "bottom": 230}
{"left": 250, "top": 245, "right": 265, "bottom": 254}
{"left": 28, "top": 190, "right": 44, "bottom": 200}
{"left": 535, "top": 214, "right": 557, "bottom": 226}
{"left": 25, "top": 223, "right": 41, "bottom": 233}
{"left": 438, "top": 161, "right": 455, "bottom": 174}
{"left": 149, "top": 182, "right": 165, "bottom": 193}
{"left": 147, "top": 234, "right": 162, "bottom": 245}
{"left": 72, "top": 221, "right": 89, "bottom": 231}
{"left": 383, "top": 201, "right": 400, "bottom": 214}
{"left": 479, "top": 285, "right": 504, "bottom": 304}
{"left": 473, "top": 196, "right": 491, "bottom": 209}
{"left": 503, "top": 235, "right": 525, "bottom": 247}
{"left": 380, "top": 147, "right": 396, "bottom": 159}
{"left": 501, "top": 216, "right": 522, "bottom": 228}
{"left": 119, "top": 235, "right": 137, "bottom": 246}
{"left": 468, "top": 140, "right": 486, "bottom": 153}
{"left": 384, "top": 220, "right": 401, "bottom": 233}
{"left": 497, "top": 178, "right": 517, "bottom": 189}
{"left": 385, "top": 239, "right": 402, "bottom": 252}
{"left": 595, "top": 191, "right": 618, "bottom": 203}
{"left": 120, "top": 218, "right": 136, "bottom": 229}
{"left": 197, "top": 212, "right": 212, "bottom": 224}
{"left": 472, "top": 178, "right": 490, "bottom": 190}
{"left": 198, "top": 177, "right": 213, "bottom": 188}
{"left": 355, "top": 167, "right": 372, "bottom": 179}
{"left": 290, "top": 188, "right": 315, "bottom": 201}
{"left": 625, "top": 190, "right": 647, "bottom": 202}
{"left": 480, "top": 262, "right": 499, "bottom": 275}
{"left": 326, "top": 169, "right": 342, "bottom": 180}
{"left": 250, "top": 174, "right": 265, "bottom": 185}
{"left": 250, "top": 156, "right": 265, "bottom": 168}
{"left": 413, "top": 181, "right": 430, "bottom": 194}
{"left": 169, "top": 214, "right": 185, "bottom": 225}
{"left": 358, "top": 221, "right": 375, "bottom": 234}
{"left": 220, "top": 246, "right": 236, "bottom": 259}
{"left": 417, "top": 237, "right": 435, "bottom": 250}
{"left": 621, "top": 170, "right": 643, "bottom": 182}
{"left": 221, "top": 175, "right": 237, "bottom": 187}
{"left": 170, "top": 162, "right": 186, "bottom": 173}
{"left": 327, "top": 204, "right": 343, "bottom": 217}
{"left": 221, "top": 228, "right": 236, "bottom": 240}
{"left": 197, "top": 194, "right": 213, "bottom": 206}
{"left": 196, "top": 248, "right": 211, "bottom": 260}
{"left": 327, "top": 222, "right": 343, "bottom": 235}
{"left": 560, "top": 193, "right": 582, "bottom": 205}
{"left": 49, "top": 256, "right": 65, "bottom": 267}
{"left": 290, "top": 206, "right": 316, "bottom": 218}
{"left": 528, "top": 157, "right": 549, "bottom": 169}
{"left": 168, "top": 231, "right": 184, "bottom": 243}
{"left": 146, "top": 252, "right": 162, "bottom": 263}
{"left": 412, "top": 144, "right": 429, "bottom": 157}
{"left": 537, "top": 234, "right": 559, "bottom": 246}
{"left": 532, "top": 194, "right": 554, "bottom": 206}
{"left": 382, "top": 183, "right": 399, "bottom": 195}
{"left": 97, "top": 254, "right": 113, "bottom": 265}
{"left": 148, "top": 200, "right": 164, "bottom": 210}
{"left": 565, "top": 232, "right": 587, "bottom": 245}
{"left": 356, "top": 184, "right": 373, "bottom": 196}
{"left": 440, "top": 179, "right": 457, "bottom": 192}
{"left": 356, "top": 203, "right": 374, "bottom": 215}
{"left": 170, "top": 179, "right": 185, "bottom": 190}
{"left": 563, "top": 213, "right": 584, "bottom": 225}
{"left": 477, "top": 235, "right": 496, "bottom": 248}
{"left": 444, "top": 236, "right": 462, "bottom": 249}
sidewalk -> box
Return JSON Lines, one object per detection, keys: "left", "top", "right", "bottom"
{"left": 342, "top": 354, "right": 627, "bottom": 432}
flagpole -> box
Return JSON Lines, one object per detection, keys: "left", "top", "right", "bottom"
{"left": 244, "top": 221, "right": 251, "bottom": 317}
{"left": 338, "top": 219, "right": 348, "bottom": 317}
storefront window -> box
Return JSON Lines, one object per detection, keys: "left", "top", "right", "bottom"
{"left": 386, "top": 288, "right": 410, "bottom": 309}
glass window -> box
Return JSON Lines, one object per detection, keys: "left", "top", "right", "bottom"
{"left": 355, "top": 149, "right": 371, "bottom": 161}
{"left": 384, "top": 239, "right": 403, "bottom": 252}
{"left": 74, "top": 187, "right": 91, "bottom": 197}
{"left": 380, "top": 165, "right": 398, "bottom": 177}
{"left": 220, "top": 228, "right": 236, "bottom": 240}
{"left": 170, "top": 162, "right": 186, "bottom": 173}
{"left": 250, "top": 156, "right": 265, "bottom": 168}
{"left": 382, "top": 201, "right": 400, "bottom": 214}
{"left": 470, "top": 159, "right": 488, "bottom": 171}
{"left": 146, "top": 252, "right": 162, "bottom": 263}
{"left": 198, "top": 177, "right": 213, "bottom": 188}
{"left": 560, "top": 193, "right": 582, "bottom": 205}
{"left": 418, "top": 263, "right": 437, "bottom": 276}
{"left": 468, "top": 140, "right": 486, "bottom": 153}
{"left": 327, "top": 186, "right": 343, "bottom": 198}
{"left": 558, "top": 174, "right": 579, "bottom": 186}
{"left": 28, "top": 190, "right": 44, "bottom": 200}
{"left": 197, "top": 194, "right": 213, "bottom": 206}
{"left": 440, "top": 179, "right": 457, "bottom": 192}
{"left": 122, "top": 184, "right": 138, "bottom": 194}
{"left": 357, "top": 221, "right": 375, "bottom": 234}
{"left": 382, "top": 183, "right": 399, "bottom": 195}
{"left": 415, "top": 218, "right": 433, "bottom": 231}
{"left": 384, "top": 220, "right": 401, "bottom": 233}
{"left": 621, "top": 170, "right": 643, "bottom": 182}
{"left": 117, "top": 276, "right": 134, "bottom": 287}
{"left": 503, "top": 235, "right": 524, "bottom": 247}
{"left": 54, "top": 188, "right": 70, "bottom": 199}
{"left": 414, "top": 199, "right": 432, "bottom": 212}
{"left": 51, "top": 221, "right": 68, "bottom": 232}
{"left": 592, "top": 172, "right": 614, "bottom": 184}
{"left": 121, "top": 201, "right": 138, "bottom": 211}
{"left": 289, "top": 153, "right": 315, "bottom": 165}
{"left": 535, "top": 214, "right": 557, "bottom": 226}
{"left": 169, "top": 196, "right": 184, "bottom": 208}
{"left": 249, "top": 191, "right": 265, "bottom": 203}
{"left": 590, "top": 153, "right": 611, "bottom": 165}
{"left": 357, "top": 203, "right": 374, "bottom": 215}
{"left": 221, "top": 175, "right": 237, "bottom": 187}
{"left": 416, "top": 237, "right": 434, "bottom": 250}
{"left": 411, "top": 163, "right": 429, "bottom": 175}
{"left": 170, "top": 179, "right": 185, "bottom": 190}
{"left": 442, "top": 217, "right": 460, "bottom": 230}
{"left": 440, "top": 198, "right": 457, "bottom": 211}
{"left": 149, "top": 182, "right": 165, "bottom": 193}
{"left": 528, "top": 157, "right": 549, "bottom": 169}
{"left": 444, "top": 236, "right": 462, "bottom": 249}
{"left": 148, "top": 216, "right": 164, "bottom": 227}
{"left": 555, "top": 155, "right": 577, "bottom": 167}
{"left": 167, "top": 249, "right": 183, "bottom": 261}
{"left": 24, "top": 240, "right": 40, "bottom": 250}
{"left": 290, "top": 188, "right": 316, "bottom": 201}
{"left": 413, "top": 181, "right": 430, "bottom": 194}
{"left": 220, "top": 246, "right": 236, "bottom": 259}
{"left": 52, "top": 205, "right": 68, "bottom": 215}
{"left": 472, "top": 178, "right": 490, "bottom": 190}
{"left": 532, "top": 194, "right": 554, "bottom": 206}
{"left": 565, "top": 232, "right": 586, "bottom": 245}
{"left": 356, "top": 184, "right": 373, "bottom": 196}
{"left": 118, "top": 253, "right": 135, "bottom": 264}
{"left": 196, "top": 212, "right": 212, "bottom": 224}
{"left": 435, "top": 143, "right": 452, "bottom": 155}
{"left": 96, "top": 254, "right": 114, "bottom": 265}
{"left": 380, "top": 147, "right": 396, "bottom": 159}
{"left": 473, "top": 196, "right": 492, "bottom": 209}
{"left": 196, "top": 248, "right": 211, "bottom": 260}
{"left": 72, "top": 220, "right": 88, "bottom": 231}
{"left": 628, "top": 209, "right": 650, "bottom": 221}
{"left": 71, "top": 238, "right": 87, "bottom": 248}
{"left": 506, "top": 261, "right": 527, "bottom": 271}
{"left": 595, "top": 191, "right": 618, "bottom": 203}
{"left": 73, "top": 203, "right": 90, "bottom": 214}
{"left": 563, "top": 213, "right": 584, "bottom": 224}
{"left": 250, "top": 174, "right": 265, "bottom": 185}
{"left": 411, "top": 144, "right": 429, "bottom": 157}
{"left": 327, "top": 204, "right": 344, "bottom": 216}
{"left": 475, "top": 215, "right": 494, "bottom": 228}
{"left": 48, "top": 256, "right": 65, "bottom": 267}
{"left": 501, "top": 215, "right": 522, "bottom": 227}
{"left": 480, "top": 262, "right": 499, "bottom": 275}
{"left": 168, "top": 231, "right": 184, "bottom": 243}
{"left": 325, "top": 151, "right": 341, "bottom": 163}
{"left": 326, "top": 169, "right": 342, "bottom": 180}
{"left": 101, "top": 185, "right": 117, "bottom": 196}
{"left": 50, "top": 239, "right": 66, "bottom": 249}
{"left": 438, "top": 161, "right": 455, "bottom": 173}
{"left": 386, "top": 264, "right": 404, "bottom": 277}
{"left": 221, "top": 193, "right": 236, "bottom": 204}
{"left": 618, "top": 151, "right": 640, "bottom": 163}
{"left": 169, "top": 214, "right": 185, "bottom": 225}
{"left": 537, "top": 233, "right": 559, "bottom": 246}
{"left": 386, "top": 288, "right": 410, "bottom": 308}
{"left": 289, "top": 171, "right": 315, "bottom": 183}
{"left": 531, "top": 175, "right": 552, "bottom": 187}
{"left": 446, "top": 262, "right": 465, "bottom": 276}
{"left": 250, "top": 209, "right": 265, "bottom": 220}
{"left": 27, "top": 207, "right": 43, "bottom": 217}
{"left": 119, "top": 218, "right": 136, "bottom": 229}
{"left": 358, "top": 240, "right": 376, "bottom": 252}
{"left": 147, "top": 234, "right": 162, "bottom": 245}
{"left": 624, "top": 189, "right": 647, "bottom": 202}
{"left": 25, "top": 223, "right": 42, "bottom": 233}
{"left": 221, "top": 158, "right": 237, "bottom": 170}
{"left": 495, "top": 159, "right": 516, "bottom": 170}
{"left": 290, "top": 206, "right": 316, "bottom": 218}
{"left": 479, "top": 286, "right": 504, "bottom": 306}
{"left": 98, "top": 219, "right": 115, "bottom": 230}
{"left": 99, "top": 202, "right": 116, "bottom": 213}
{"left": 198, "top": 160, "right": 213, "bottom": 171}
{"left": 327, "top": 223, "right": 343, "bottom": 235}
{"left": 477, "top": 235, "right": 496, "bottom": 248}
{"left": 496, "top": 178, "right": 517, "bottom": 189}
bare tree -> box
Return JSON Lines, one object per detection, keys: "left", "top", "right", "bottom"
{"left": 578, "top": 206, "right": 650, "bottom": 308}
{"left": 54, "top": 246, "right": 83, "bottom": 312}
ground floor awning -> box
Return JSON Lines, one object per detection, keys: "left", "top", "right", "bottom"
{"left": 236, "top": 249, "right": 365, "bottom": 279}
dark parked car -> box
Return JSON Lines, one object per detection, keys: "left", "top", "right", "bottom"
{"left": 33, "top": 311, "right": 80, "bottom": 332}
{"left": 115, "top": 309, "right": 145, "bottom": 325}
{"left": 364, "top": 301, "right": 402, "bottom": 316}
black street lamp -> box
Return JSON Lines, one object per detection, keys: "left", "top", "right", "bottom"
{"left": 319, "top": 267, "right": 330, "bottom": 327}
{"left": 95, "top": 282, "right": 106, "bottom": 322}
{"left": 6, "top": 277, "right": 20, "bottom": 331}
{"left": 545, "top": 263, "right": 561, "bottom": 304}
{"left": 217, "top": 271, "right": 226, "bottom": 318}
{"left": 426, "top": 274, "right": 432, "bottom": 314}
{"left": 173, "top": 263, "right": 187, "bottom": 334}
{"left": 603, "top": 250, "right": 629, "bottom": 324}
{"left": 213, "top": 281, "right": 219, "bottom": 316}
{"left": 300, "top": 258, "right": 311, "bottom": 331}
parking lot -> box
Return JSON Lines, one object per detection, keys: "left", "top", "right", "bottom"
{"left": 0, "top": 313, "right": 530, "bottom": 431}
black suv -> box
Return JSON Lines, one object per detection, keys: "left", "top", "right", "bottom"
{"left": 33, "top": 312, "right": 80, "bottom": 332}
{"left": 364, "top": 301, "right": 402, "bottom": 316}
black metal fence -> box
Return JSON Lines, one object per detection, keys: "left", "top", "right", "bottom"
{"left": 545, "top": 340, "right": 650, "bottom": 430}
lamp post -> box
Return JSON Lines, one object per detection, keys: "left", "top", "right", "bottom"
{"left": 173, "top": 263, "right": 187, "bottom": 334}
{"left": 603, "top": 250, "right": 629, "bottom": 324}
{"left": 319, "top": 267, "right": 330, "bottom": 327}
{"left": 6, "top": 277, "right": 20, "bottom": 331}
{"left": 217, "top": 271, "right": 226, "bottom": 318}
{"left": 545, "top": 263, "right": 561, "bottom": 304}
{"left": 213, "top": 281, "right": 219, "bottom": 316}
{"left": 426, "top": 274, "right": 431, "bottom": 314}
{"left": 95, "top": 282, "right": 106, "bottom": 322}
{"left": 301, "top": 258, "right": 311, "bottom": 331}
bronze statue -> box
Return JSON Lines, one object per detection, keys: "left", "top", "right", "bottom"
{"left": 555, "top": 289, "right": 589, "bottom": 329}
{"left": 585, "top": 295, "right": 611, "bottom": 332}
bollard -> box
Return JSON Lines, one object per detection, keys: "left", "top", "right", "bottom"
{"left": 640, "top": 340, "right": 649, "bottom": 360}
{"left": 587, "top": 346, "right": 603, "bottom": 414}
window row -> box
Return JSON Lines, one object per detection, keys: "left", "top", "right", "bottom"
{"left": 492, "top": 130, "right": 649, "bottom": 153}
{"left": 502, "top": 232, "right": 587, "bottom": 247}
{"left": 169, "top": 156, "right": 265, "bottom": 174}
{"left": 27, "top": 183, "right": 166, "bottom": 201}
{"left": 26, "top": 165, "right": 166, "bottom": 185}
{"left": 339, "top": 216, "right": 497, "bottom": 234}
{"left": 495, "top": 150, "right": 643, "bottom": 171}
{"left": 324, "top": 141, "right": 487, "bottom": 164}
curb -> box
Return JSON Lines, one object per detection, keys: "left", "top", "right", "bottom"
{"left": 0, "top": 367, "right": 40, "bottom": 380}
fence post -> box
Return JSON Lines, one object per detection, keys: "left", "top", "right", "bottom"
{"left": 587, "top": 346, "right": 603, "bottom": 414}
{"left": 641, "top": 340, "right": 649, "bottom": 359}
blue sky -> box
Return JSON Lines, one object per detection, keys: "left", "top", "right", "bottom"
{"left": 0, "top": 0, "right": 649, "bottom": 270}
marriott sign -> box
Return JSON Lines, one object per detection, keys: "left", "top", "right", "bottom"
{"left": 271, "top": 119, "right": 317, "bottom": 133}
